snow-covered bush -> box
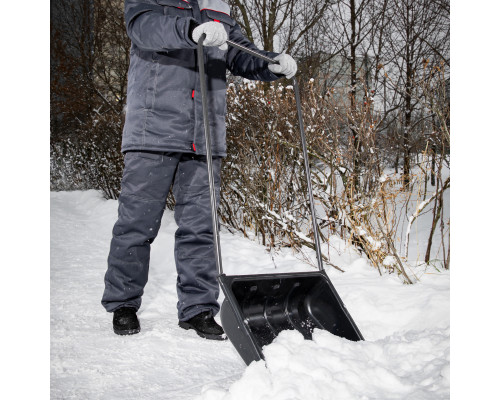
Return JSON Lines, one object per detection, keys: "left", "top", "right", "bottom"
{"left": 221, "top": 78, "right": 449, "bottom": 280}
{"left": 50, "top": 112, "right": 123, "bottom": 200}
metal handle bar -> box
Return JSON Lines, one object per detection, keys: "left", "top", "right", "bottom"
{"left": 291, "top": 77, "right": 325, "bottom": 271}
{"left": 225, "top": 40, "right": 278, "bottom": 65}
{"left": 198, "top": 37, "right": 324, "bottom": 275}
{"left": 197, "top": 35, "right": 224, "bottom": 275}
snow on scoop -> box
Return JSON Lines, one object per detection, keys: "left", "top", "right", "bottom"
{"left": 219, "top": 271, "right": 364, "bottom": 365}
{"left": 197, "top": 37, "right": 364, "bottom": 365}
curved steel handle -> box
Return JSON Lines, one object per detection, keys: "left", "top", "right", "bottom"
{"left": 198, "top": 38, "right": 324, "bottom": 274}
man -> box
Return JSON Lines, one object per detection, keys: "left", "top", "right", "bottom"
{"left": 102, "top": 0, "right": 297, "bottom": 340}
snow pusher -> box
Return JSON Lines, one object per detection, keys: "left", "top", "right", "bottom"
{"left": 197, "top": 37, "right": 364, "bottom": 366}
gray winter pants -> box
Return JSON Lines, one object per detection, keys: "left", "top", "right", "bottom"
{"left": 101, "top": 151, "right": 221, "bottom": 321}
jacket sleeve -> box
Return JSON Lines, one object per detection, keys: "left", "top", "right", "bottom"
{"left": 226, "top": 23, "right": 282, "bottom": 82}
{"left": 124, "top": 0, "right": 197, "bottom": 51}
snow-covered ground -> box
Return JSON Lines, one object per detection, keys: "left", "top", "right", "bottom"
{"left": 51, "top": 190, "right": 449, "bottom": 399}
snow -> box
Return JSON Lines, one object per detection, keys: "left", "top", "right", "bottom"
{"left": 51, "top": 190, "right": 449, "bottom": 399}
{"left": 395, "top": 165, "right": 450, "bottom": 263}
{"left": 294, "top": 230, "right": 313, "bottom": 243}
{"left": 199, "top": 329, "right": 449, "bottom": 400}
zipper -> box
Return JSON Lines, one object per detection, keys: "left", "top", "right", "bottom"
{"left": 192, "top": 0, "right": 202, "bottom": 154}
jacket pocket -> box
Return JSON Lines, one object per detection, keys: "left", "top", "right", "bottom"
{"left": 203, "top": 9, "right": 235, "bottom": 27}
{"left": 156, "top": 0, "right": 193, "bottom": 16}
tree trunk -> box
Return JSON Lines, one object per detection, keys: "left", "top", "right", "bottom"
{"left": 402, "top": 2, "right": 412, "bottom": 188}
{"left": 349, "top": 0, "right": 360, "bottom": 191}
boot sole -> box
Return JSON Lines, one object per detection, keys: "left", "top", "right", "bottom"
{"left": 113, "top": 327, "right": 141, "bottom": 336}
{"left": 178, "top": 321, "right": 227, "bottom": 341}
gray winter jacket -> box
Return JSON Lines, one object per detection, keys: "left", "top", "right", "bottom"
{"left": 122, "top": 0, "right": 280, "bottom": 156}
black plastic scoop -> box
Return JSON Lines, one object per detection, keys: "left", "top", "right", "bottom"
{"left": 197, "top": 37, "right": 364, "bottom": 365}
{"left": 219, "top": 271, "right": 363, "bottom": 365}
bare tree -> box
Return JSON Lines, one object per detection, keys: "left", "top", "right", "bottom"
{"left": 384, "top": 0, "right": 449, "bottom": 187}
{"left": 51, "top": 0, "right": 130, "bottom": 136}
{"left": 92, "top": 0, "right": 130, "bottom": 115}
{"left": 51, "top": 0, "right": 95, "bottom": 138}
{"left": 51, "top": 0, "right": 130, "bottom": 199}
{"left": 317, "top": 0, "right": 395, "bottom": 191}
{"left": 227, "top": 0, "right": 333, "bottom": 54}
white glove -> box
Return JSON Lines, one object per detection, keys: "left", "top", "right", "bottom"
{"left": 268, "top": 53, "right": 297, "bottom": 79}
{"left": 192, "top": 21, "right": 228, "bottom": 51}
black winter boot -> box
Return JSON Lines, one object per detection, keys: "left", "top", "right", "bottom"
{"left": 179, "top": 311, "right": 226, "bottom": 341}
{"left": 113, "top": 307, "right": 141, "bottom": 335}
